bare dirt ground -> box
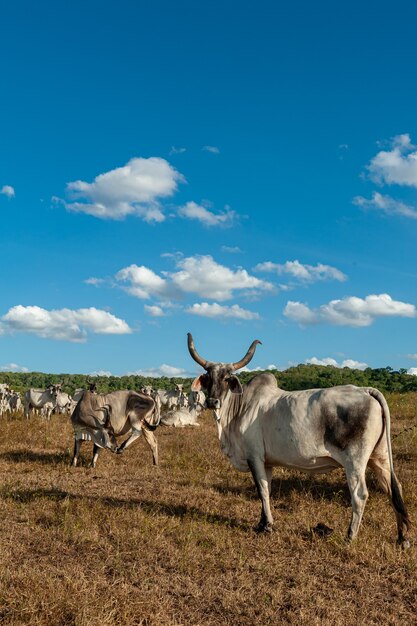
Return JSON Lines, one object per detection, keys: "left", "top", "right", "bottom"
{"left": 0, "top": 392, "right": 416, "bottom": 625}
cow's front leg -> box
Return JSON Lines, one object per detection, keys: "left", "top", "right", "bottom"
{"left": 90, "top": 444, "right": 101, "bottom": 468}
{"left": 71, "top": 438, "right": 81, "bottom": 467}
{"left": 116, "top": 428, "right": 142, "bottom": 454}
{"left": 247, "top": 458, "right": 274, "bottom": 533}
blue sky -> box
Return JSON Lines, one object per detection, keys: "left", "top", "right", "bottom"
{"left": 1, "top": 0, "right": 417, "bottom": 377}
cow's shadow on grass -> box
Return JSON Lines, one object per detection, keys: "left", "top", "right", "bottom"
{"left": 0, "top": 449, "right": 71, "bottom": 466}
{"left": 212, "top": 472, "right": 353, "bottom": 508}
{"left": 0, "top": 486, "right": 252, "bottom": 531}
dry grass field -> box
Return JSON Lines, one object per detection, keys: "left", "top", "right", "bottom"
{"left": 0, "top": 392, "right": 416, "bottom": 625}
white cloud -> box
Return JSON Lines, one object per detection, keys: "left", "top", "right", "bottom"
{"left": 406, "top": 354, "right": 417, "bottom": 360}
{"left": 367, "top": 133, "right": 417, "bottom": 187}
{"left": 255, "top": 259, "right": 347, "bottom": 282}
{"left": 305, "top": 357, "right": 368, "bottom": 370}
{"left": 0, "top": 362, "right": 29, "bottom": 373}
{"left": 169, "top": 255, "right": 275, "bottom": 301}
{"left": 114, "top": 255, "right": 274, "bottom": 303}
{"left": 84, "top": 277, "right": 105, "bottom": 286}
{"left": 127, "top": 364, "right": 193, "bottom": 378}
{"left": 178, "top": 201, "right": 237, "bottom": 227}
{"left": 144, "top": 305, "right": 166, "bottom": 317}
{"left": 407, "top": 368, "right": 417, "bottom": 376}
{"left": 1, "top": 305, "right": 132, "bottom": 342}
{"left": 342, "top": 359, "right": 369, "bottom": 369}
{"left": 60, "top": 157, "right": 184, "bottom": 222}
{"left": 202, "top": 145, "right": 220, "bottom": 154}
{"left": 221, "top": 245, "right": 242, "bottom": 254}
{"left": 240, "top": 364, "right": 279, "bottom": 372}
{"left": 186, "top": 302, "right": 260, "bottom": 320}
{"left": 116, "top": 264, "right": 173, "bottom": 300}
{"left": 90, "top": 370, "right": 113, "bottom": 377}
{"left": 169, "top": 146, "right": 186, "bottom": 155}
{"left": 1, "top": 185, "right": 15, "bottom": 198}
{"left": 353, "top": 192, "right": 417, "bottom": 219}
{"left": 284, "top": 294, "right": 416, "bottom": 327}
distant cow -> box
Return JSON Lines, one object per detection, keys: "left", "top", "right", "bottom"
{"left": 71, "top": 390, "right": 161, "bottom": 468}
{"left": 24, "top": 384, "right": 62, "bottom": 419}
{"left": 0, "top": 384, "right": 11, "bottom": 416}
{"left": 157, "top": 384, "right": 187, "bottom": 411}
{"left": 55, "top": 392, "right": 72, "bottom": 414}
{"left": 188, "top": 390, "right": 206, "bottom": 414}
{"left": 68, "top": 383, "right": 98, "bottom": 414}
{"left": 8, "top": 391, "right": 22, "bottom": 413}
{"left": 40, "top": 401, "right": 55, "bottom": 419}
{"left": 161, "top": 408, "right": 200, "bottom": 428}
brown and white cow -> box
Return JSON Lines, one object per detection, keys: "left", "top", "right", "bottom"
{"left": 187, "top": 333, "right": 410, "bottom": 546}
{"left": 71, "top": 390, "right": 161, "bottom": 468}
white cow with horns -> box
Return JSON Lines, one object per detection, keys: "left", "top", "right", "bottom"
{"left": 187, "top": 333, "right": 410, "bottom": 546}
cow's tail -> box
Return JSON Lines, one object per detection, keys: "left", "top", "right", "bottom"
{"left": 366, "top": 387, "right": 410, "bottom": 532}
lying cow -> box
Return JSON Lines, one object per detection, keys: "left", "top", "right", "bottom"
{"left": 187, "top": 333, "right": 410, "bottom": 546}
{"left": 71, "top": 390, "right": 161, "bottom": 468}
{"left": 161, "top": 408, "right": 200, "bottom": 427}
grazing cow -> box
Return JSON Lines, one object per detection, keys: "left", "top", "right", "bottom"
{"left": 23, "top": 384, "right": 62, "bottom": 419}
{"left": 71, "top": 390, "right": 161, "bottom": 468}
{"left": 187, "top": 333, "right": 410, "bottom": 546}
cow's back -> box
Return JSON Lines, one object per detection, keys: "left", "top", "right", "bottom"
{"left": 71, "top": 390, "right": 132, "bottom": 430}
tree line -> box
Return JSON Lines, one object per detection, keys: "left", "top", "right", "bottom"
{"left": 2, "top": 364, "right": 417, "bottom": 395}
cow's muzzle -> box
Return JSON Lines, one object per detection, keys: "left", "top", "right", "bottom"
{"left": 207, "top": 398, "right": 221, "bottom": 409}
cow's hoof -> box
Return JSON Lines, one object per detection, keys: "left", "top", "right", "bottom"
{"left": 255, "top": 522, "right": 273, "bottom": 534}
{"left": 115, "top": 447, "right": 124, "bottom": 454}
{"left": 399, "top": 539, "right": 411, "bottom": 550}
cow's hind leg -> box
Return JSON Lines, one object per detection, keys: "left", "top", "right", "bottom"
{"left": 368, "top": 454, "right": 410, "bottom": 546}
{"left": 142, "top": 428, "right": 158, "bottom": 465}
{"left": 345, "top": 462, "right": 369, "bottom": 541}
{"left": 247, "top": 458, "right": 274, "bottom": 533}
{"left": 90, "top": 444, "right": 101, "bottom": 469}
{"left": 71, "top": 438, "right": 81, "bottom": 467}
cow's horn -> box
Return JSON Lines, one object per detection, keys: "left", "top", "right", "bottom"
{"left": 232, "top": 340, "right": 262, "bottom": 371}
{"left": 187, "top": 333, "right": 208, "bottom": 369}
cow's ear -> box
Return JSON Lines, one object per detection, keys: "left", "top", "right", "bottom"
{"left": 192, "top": 375, "right": 207, "bottom": 391}
{"left": 227, "top": 375, "right": 243, "bottom": 395}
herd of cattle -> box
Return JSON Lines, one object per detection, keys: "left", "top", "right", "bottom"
{"left": 0, "top": 333, "right": 411, "bottom": 547}
{"left": 0, "top": 381, "right": 205, "bottom": 423}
